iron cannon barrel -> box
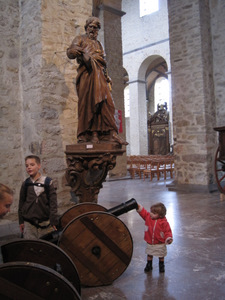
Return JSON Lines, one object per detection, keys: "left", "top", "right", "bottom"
{"left": 41, "top": 198, "right": 138, "bottom": 243}
{"left": 107, "top": 198, "right": 138, "bottom": 216}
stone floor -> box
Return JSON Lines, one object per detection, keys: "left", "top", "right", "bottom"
{"left": 1, "top": 177, "right": 225, "bottom": 299}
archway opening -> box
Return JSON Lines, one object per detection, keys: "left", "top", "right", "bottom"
{"left": 145, "top": 56, "right": 168, "bottom": 115}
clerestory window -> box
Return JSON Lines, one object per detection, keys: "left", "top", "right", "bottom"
{"left": 139, "top": 0, "right": 159, "bottom": 17}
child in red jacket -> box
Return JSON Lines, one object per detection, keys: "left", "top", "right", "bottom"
{"left": 137, "top": 202, "right": 173, "bottom": 273}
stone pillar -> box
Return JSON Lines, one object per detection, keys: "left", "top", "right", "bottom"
{"left": 128, "top": 80, "right": 148, "bottom": 155}
{"left": 210, "top": 1, "right": 225, "bottom": 127}
{"left": 168, "top": 0, "right": 217, "bottom": 190}
{"left": 0, "top": 0, "right": 22, "bottom": 214}
{"left": 129, "top": 81, "right": 141, "bottom": 154}
{"left": 94, "top": 0, "right": 128, "bottom": 176}
{"left": 167, "top": 71, "right": 173, "bottom": 148}
{"left": 138, "top": 82, "right": 148, "bottom": 155}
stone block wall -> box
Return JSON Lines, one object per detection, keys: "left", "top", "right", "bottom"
{"left": 210, "top": 0, "right": 225, "bottom": 127}
{"left": 0, "top": 0, "right": 93, "bottom": 213}
{"left": 40, "top": 0, "right": 92, "bottom": 202}
{"left": 168, "top": 0, "right": 217, "bottom": 187}
{"left": 0, "top": 0, "right": 22, "bottom": 213}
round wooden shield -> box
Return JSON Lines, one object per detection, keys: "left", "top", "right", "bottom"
{"left": 59, "top": 203, "right": 106, "bottom": 229}
{"left": 58, "top": 211, "right": 133, "bottom": 287}
{"left": 0, "top": 262, "right": 81, "bottom": 300}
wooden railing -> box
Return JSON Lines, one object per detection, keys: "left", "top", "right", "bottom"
{"left": 127, "top": 155, "right": 174, "bottom": 181}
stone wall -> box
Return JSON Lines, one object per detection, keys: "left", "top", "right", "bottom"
{"left": 0, "top": 0, "right": 21, "bottom": 213}
{"left": 210, "top": 0, "right": 225, "bottom": 127}
{"left": 40, "top": 0, "right": 92, "bottom": 203}
{"left": 168, "top": 0, "right": 217, "bottom": 188}
{"left": 0, "top": 0, "right": 93, "bottom": 214}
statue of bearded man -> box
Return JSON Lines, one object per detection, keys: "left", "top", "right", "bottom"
{"left": 67, "top": 17, "right": 128, "bottom": 145}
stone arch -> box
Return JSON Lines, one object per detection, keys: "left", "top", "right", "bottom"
{"left": 138, "top": 54, "right": 169, "bottom": 112}
{"left": 126, "top": 54, "right": 171, "bottom": 155}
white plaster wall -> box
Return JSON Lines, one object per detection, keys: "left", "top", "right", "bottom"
{"left": 122, "top": 0, "right": 170, "bottom": 155}
{"left": 122, "top": 0, "right": 169, "bottom": 52}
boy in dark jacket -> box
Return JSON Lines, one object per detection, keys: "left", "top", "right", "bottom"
{"left": 137, "top": 202, "right": 173, "bottom": 273}
{"left": 18, "top": 155, "right": 58, "bottom": 239}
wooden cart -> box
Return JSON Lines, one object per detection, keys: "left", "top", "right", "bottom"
{"left": 1, "top": 199, "right": 138, "bottom": 293}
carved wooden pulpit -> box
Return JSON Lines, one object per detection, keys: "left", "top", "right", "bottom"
{"left": 148, "top": 103, "right": 170, "bottom": 155}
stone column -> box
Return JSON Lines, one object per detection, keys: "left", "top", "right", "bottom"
{"left": 128, "top": 80, "right": 148, "bottom": 155}
{"left": 168, "top": 0, "right": 217, "bottom": 190}
{"left": 129, "top": 81, "right": 141, "bottom": 154}
{"left": 167, "top": 71, "right": 173, "bottom": 148}
{"left": 95, "top": 0, "right": 128, "bottom": 176}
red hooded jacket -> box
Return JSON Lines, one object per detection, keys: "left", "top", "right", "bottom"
{"left": 138, "top": 205, "right": 173, "bottom": 245}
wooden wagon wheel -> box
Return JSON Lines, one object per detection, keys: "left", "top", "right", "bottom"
{"left": 0, "top": 262, "right": 81, "bottom": 300}
{"left": 214, "top": 146, "right": 225, "bottom": 194}
{"left": 59, "top": 203, "right": 106, "bottom": 229}
{"left": 1, "top": 239, "right": 81, "bottom": 295}
{"left": 58, "top": 211, "right": 133, "bottom": 287}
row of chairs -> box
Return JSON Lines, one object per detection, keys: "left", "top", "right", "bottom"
{"left": 127, "top": 155, "right": 174, "bottom": 181}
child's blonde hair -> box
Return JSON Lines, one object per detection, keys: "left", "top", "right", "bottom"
{"left": 0, "top": 183, "right": 13, "bottom": 201}
{"left": 150, "top": 202, "right": 167, "bottom": 218}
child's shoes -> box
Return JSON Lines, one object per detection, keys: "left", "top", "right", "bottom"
{"left": 144, "top": 261, "right": 153, "bottom": 272}
{"left": 159, "top": 261, "right": 165, "bottom": 273}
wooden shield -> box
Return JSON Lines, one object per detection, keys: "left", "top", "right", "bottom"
{"left": 58, "top": 211, "right": 133, "bottom": 287}
{"left": 1, "top": 239, "right": 81, "bottom": 295}
{"left": 59, "top": 203, "right": 106, "bottom": 229}
{"left": 0, "top": 262, "right": 81, "bottom": 300}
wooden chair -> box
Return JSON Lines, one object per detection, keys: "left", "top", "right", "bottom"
{"left": 166, "top": 158, "right": 174, "bottom": 178}
{"left": 143, "top": 159, "right": 160, "bottom": 181}
{"left": 158, "top": 159, "right": 166, "bottom": 179}
{"left": 135, "top": 159, "right": 147, "bottom": 179}
{"left": 127, "top": 156, "right": 139, "bottom": 179}
{"left": 163, "top": 157, "right": 174, "bottom": 179}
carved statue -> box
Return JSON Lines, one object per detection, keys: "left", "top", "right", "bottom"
{"left": 67, "top": 17, "right": 128, "bottom": 145}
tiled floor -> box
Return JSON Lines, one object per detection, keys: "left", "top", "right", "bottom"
{"left": 1, "top": 177, "right": 225, "bottom": 299}
{"left": 80, "top": 178, "right": 225, "bottom": 300}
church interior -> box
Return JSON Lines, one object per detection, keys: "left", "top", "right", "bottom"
{"left": 0, "top": 0, "right": 225, "bottom": 299}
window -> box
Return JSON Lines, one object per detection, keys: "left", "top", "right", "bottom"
{"left": 140, "top": 0, "right": 159, "bottom": 17}
{"left": 154, "top": 77, "right": 169, "bottom": 112}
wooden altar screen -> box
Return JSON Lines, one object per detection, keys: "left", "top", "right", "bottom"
{"left": 148, "top": 105, "right": 170, "bottom": 155}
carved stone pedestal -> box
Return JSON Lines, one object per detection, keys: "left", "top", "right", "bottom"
{"left": 65, "top": 143, "right": 126, "bottom": 203}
